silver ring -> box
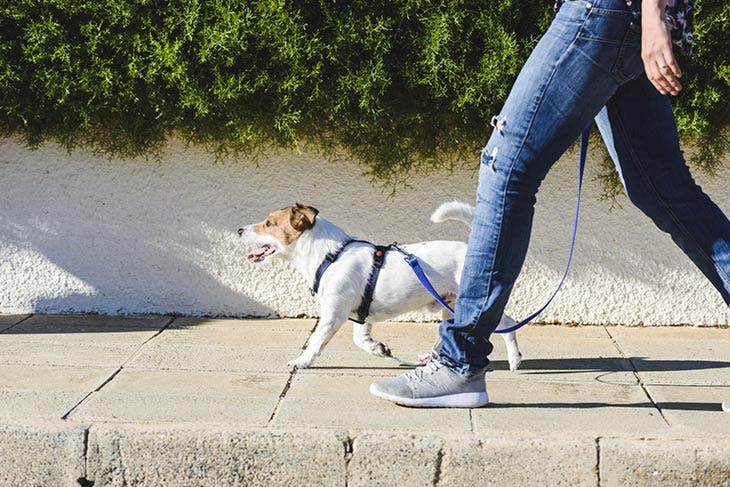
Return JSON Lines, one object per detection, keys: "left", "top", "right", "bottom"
{"left": 659, "top": 64, "right": 668, "bottom": 70}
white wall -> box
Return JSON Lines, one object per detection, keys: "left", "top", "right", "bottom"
{"left": 0, "top": 138, "right": 728, "bottom": 325}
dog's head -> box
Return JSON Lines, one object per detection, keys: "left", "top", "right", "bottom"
{"left": 238, "top": 203, "right": 319, "bottom": 263}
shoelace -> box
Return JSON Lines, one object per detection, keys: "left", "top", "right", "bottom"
{"left": 405, "top": 356, "right": 443, "bottom": 385}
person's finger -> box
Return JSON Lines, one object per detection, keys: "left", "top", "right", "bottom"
{"left": 657, "top": 68, "right": 679, "bottom": 95}
{"left": 658, "top": 55, "right": 683, "bottom": 94}
{"left": 662, "top": 52, "right": 683, "bottom": 78}
{"left": 647, "top": 64, "right": 670, "bottom": 95}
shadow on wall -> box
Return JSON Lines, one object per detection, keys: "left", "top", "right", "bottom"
{"left": 0, "top": 141, "right": 284, "bottom": 317}
{"left": 0, "top": 213, "right": 276, "bottom": 317}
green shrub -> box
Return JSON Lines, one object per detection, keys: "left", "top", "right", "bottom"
{"left": 0, "top": 0, "right": 727, "bottom": 188}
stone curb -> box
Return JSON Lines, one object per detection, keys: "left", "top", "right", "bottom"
{"left": 3, "top": 421, "right": 730, "bottom": 486}
{"left": 0, "top": 422, "right": 86, "bottom": 487}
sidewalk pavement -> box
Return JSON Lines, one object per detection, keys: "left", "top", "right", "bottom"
{"left": 0, "top": 314, "right": 728, "bottom": 486}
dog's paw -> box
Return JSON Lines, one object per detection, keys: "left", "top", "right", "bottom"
{"left": 287, "top": 356, "right": 313, "bottom": 371}
{"left": 369, "top": 341, "right": 392, "bottom": 358}
{"left": 508, "top": 353, "right": 523, "bottom": 372}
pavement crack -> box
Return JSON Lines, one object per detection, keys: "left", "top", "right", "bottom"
{"left": 124, "top": 316, "right": 176, "bottom": 364}
{"left": 432, "top": 446, "right": 445, "bottom": 486}
{"left": 595, "top": 437, "right": 601, "bottom": 487}
{"left": 343, "top": 436, "right": 354, "bottom": 487}
{"left": 77, "top": 427, "right": 94, "bottom": 487}
{"left": 604, "top": 327, "right": 670, "bottom": 427}
{"left": 266, "top": 319, "right": 319, "bottom": 426}
{"left": 61, "top": 368, "right": 123, "bottom": 420}
{"left": 266, "top": 369, "right": 297, "bottom": 426}
{"left": 60, "top": 316, "right": 176, "bottom": 421}
{"left": 0, "top": 313, "right": 34, "bottom": 333}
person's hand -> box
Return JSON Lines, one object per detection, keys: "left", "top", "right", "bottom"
{"left": 641, "top": 2, "right": 682, "bottom": 96}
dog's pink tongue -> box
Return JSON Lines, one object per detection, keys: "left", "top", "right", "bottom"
{"left": 247, "top": 246, "right": 268, "bottom": 260}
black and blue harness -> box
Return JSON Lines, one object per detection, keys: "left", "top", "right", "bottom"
{"left": 311, "top": 239, "right": 396, "bottom": 325}
{"left": 309, "top": 238, "right": 461, "bottom": 325}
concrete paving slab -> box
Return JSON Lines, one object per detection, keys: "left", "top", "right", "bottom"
{"left": 645, "top": 384, "right": 730, "bottom": 437}
{"left": 171, "top": 317, "right": 316, "bottom": 333}
{"left": 0, "top": 314, "right": 29, "bottom": 329}
{"left": 87, "top": 424, "right": 346, "bottom": 486}
{"left": 472, "top": 380, "right": 670, "bottom": 437}
{"left": 0, "top": 365, "right": 116, "bottom": 420}
{"left": 0, "top": 340, "right": 144, "bottom": 368}
{"left": 128, "top": 343, "right": 302, "bottom": 373}
{"left": 0, "top": 421, "right": 87, "bottom": 487}
{"left": 0, "top": 314, "right": 171, "bottom": 367}
{"left": 70, "top": 368, "right": 288, "bottom": 426}
{"left": 487, "top": 325, "right": 638, "bottom": 385}
{"left": 600, "top": 437, "right": 730, "bottom": 486}
{"left": 271, "top": 372, "right": 472, "bottom": 433}
{"left": 127, "top": 318, "right": 312, "bottom": 373}
{"left": 608, "top": 326, "right": 730, "bottom": 385}
{"left": 11, "top": 313, "right": 171, "bottom": 334}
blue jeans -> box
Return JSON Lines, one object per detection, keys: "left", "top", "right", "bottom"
{"left": 437, "top": 0, "right": 730, "bottom": 375}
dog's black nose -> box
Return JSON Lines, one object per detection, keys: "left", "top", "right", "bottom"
{"left": 237, "top": 228, "right": 244, "bottom": 236}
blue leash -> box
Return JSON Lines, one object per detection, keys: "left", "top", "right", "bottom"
{"left": 397, "top": 124, "right": 591, "bottom": 335}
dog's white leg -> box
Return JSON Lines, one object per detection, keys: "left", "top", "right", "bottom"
{"left": 287, "top": 311, "right": 348, "bottom": 371}
{"left": 501, "top": 331, "right": 522, "bottom": 371}
{"left": 352, "top": 321, "right": 391, "bottom": 358}
{"left": 496, "top": 314, "right": 522, "bottom": 371}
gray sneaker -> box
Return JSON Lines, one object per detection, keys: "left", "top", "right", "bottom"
{"left": 369, "top": 358, "right": 488, "bottom": 408}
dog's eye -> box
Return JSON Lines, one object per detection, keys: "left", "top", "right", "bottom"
{"left": 265, "top": 220, "right": 272, "bottom": 227}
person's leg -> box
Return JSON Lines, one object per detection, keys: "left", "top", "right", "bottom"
{"left": 595, "top": 74, "right": 730, "bottom": 306}
{"left": 371, "top": 0, "right": 645, "bottom": 406}
{"left": 435, "top": 0, "right": 645, "bottom": 375}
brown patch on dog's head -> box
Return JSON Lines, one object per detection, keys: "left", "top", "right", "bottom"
{"left": 252, "top": 204, "right": 319, "bottom": 246}
{"left": 291, "top": 203, "right": 319, "bottom": 231}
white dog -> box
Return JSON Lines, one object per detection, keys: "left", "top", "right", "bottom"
{"left": 239, "top": 202, "right": 522, "bottom": 371}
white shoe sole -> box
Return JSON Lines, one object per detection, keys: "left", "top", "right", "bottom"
{"left": 369, "top": 384, "right": 488, "bottom": 408}
{"left": 723, "top": 401, "right": 729, "bottom": 412}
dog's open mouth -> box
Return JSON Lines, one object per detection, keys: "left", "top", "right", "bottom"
{"left": 247, "top": 244, "right": 277, "bottom": 262}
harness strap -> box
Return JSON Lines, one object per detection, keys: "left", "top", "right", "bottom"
{"left": 353, "top": 245, "right": 391, "bottom": 324}
{"left": 311, "top": 239, "right": 358, "bottom": 295}
{"left": 310, "top": 239, "right": 392, "bottom": 324}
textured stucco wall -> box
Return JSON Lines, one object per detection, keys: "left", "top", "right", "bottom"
{"left": 0, "top": 138, "right": 728, "bottom": 325}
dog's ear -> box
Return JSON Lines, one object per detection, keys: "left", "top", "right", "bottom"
{"left": 291, "top": 203, "right": 319, "bottom": 231}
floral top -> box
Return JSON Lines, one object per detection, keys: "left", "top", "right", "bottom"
{"left": 665, "top": 0, "right": 694, "bottom": 54}
{"left": 554, "top": 0, "right": 694, "bottom": 54}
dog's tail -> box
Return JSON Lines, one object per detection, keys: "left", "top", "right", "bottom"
{"left": 430, "top": 201, "right": 473, "bottom": 227}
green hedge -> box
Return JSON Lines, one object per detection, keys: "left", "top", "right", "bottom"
{"left": 1, "top": 0, "right": 728, "bottom": 187}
